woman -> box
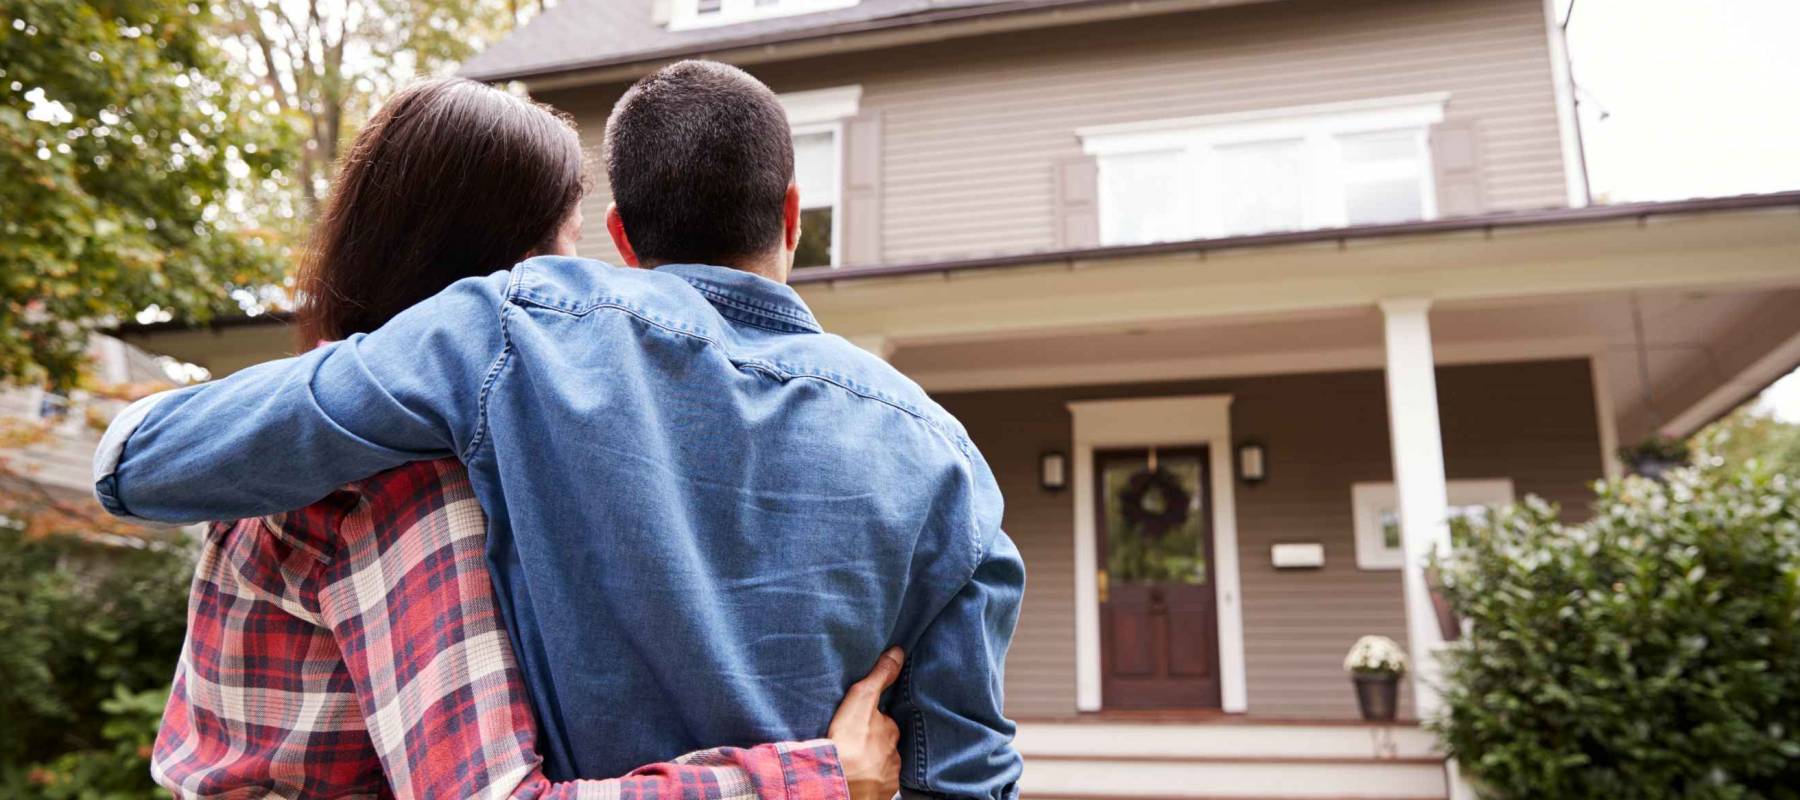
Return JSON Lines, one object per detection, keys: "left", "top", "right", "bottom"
{"left": 151, "top": 78, "right": 901, "bottom": 800}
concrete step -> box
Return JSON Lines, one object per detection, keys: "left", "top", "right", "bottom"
{"left": 1014, "top": 722, "right": 1449, "bottom": 800}
{"left": 1021, "top": 755, "right": 1448, "bottom": 800}
{"left": 1016, "top": 721, "right": 1442, "bottom": 760}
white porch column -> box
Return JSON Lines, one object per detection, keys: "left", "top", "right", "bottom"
{"left": 1379, "top": 298, "right": 1453, "bottom": 720}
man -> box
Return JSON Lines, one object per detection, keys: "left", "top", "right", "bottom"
{"left": 95, "top": 61, "right": 1024, "bottom": 800}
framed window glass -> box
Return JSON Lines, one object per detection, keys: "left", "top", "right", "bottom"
{"left": 1214, "top": 138, "right": 1306, "bottom": 236}
{"left": 791, "top": 128, "right": 838, "bottom": 268}
{"left": 1351, "top": 479, "right": 1514, "bottom": 570}
{"left": 1098, "top": 149, "right": 1189, "bottom": 245}
{"left": 1338, "top": 129, "right": 1430, "bottom": 226}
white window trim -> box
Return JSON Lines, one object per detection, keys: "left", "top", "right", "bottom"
{"left": 1351, "top": 478, "right": 1515, "bottom": 571}
{"left": 780, "top": 86, "right": 858, "bottom": 268}
{"left": 668, "top": 0, "right": 860, "bottom": 31}
{"left": 1079, "top": 93, "right": 1449, "bottom": 243}
{"left": 1068, "top": 395, "right": 1247, "bottom": 714}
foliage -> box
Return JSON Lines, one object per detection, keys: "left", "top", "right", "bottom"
{"left": 1343, "top": 634, "right": 1408, "bottom": 677}
{"left": 1695, "top": 404, "right": 1800, "bottom": 479}
{"left": 1432, "top": 465, "right": 1800, "bottom": 799}
{"left": 1619, "top": 434, "right": 1692, "bottom": 475}
{"left": 0, "top": 519, "right": 191, "bottom": 797}
{"left": 218, "top": 0, "right": 538, "bottom": 217}
{"left": 1, "top": 0, "right": 297, "bottom": 387}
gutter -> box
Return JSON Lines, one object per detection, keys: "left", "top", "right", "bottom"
{"left": 465, "top": 0, "right": 1280, "bottom": 89}
{"left": 787, "top": 190, "right": 1800, "bottom": 286}
{"left": 110, "top": 191, "right": 1800, "bottom": 336}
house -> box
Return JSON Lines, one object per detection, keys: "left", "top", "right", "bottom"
{"left": 115, "top": 0, "right": 1800, "bottom": 796}
{"left": 0, "top": 338, "right": 180, "bottom": 543}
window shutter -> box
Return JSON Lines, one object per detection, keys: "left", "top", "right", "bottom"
{"left": 1056, "top": 155, "right": 1100, "bottom": 248}
{"left": 841, "top": 112, "right": 882, "bottom": 267}
{"left": 1429, "top": 121, "right": 1485, "bottom": 218}
{"left": 651, "top": 0, "right": 674, "bottom": 26}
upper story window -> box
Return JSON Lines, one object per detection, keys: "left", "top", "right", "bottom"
{"left": 670, "top": 0, "right": 861, "bottom": 31}
{"left": 1078, "top": 93, "right": 1448, "bottom": 246}
{"left": 779, "top": 85, "right": 861, "bottom": 268}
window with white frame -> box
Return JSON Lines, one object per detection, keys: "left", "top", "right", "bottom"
{"left": 669, "top": 0, "right": 860, "bottom": 30}
{"left": 1079, "top": 94, "right": 1448, "bottom": 245}
{"left": 1351, "top": 478, "right": 1514, "bottom": 570}
{"left": 778, "top": 86, "right": 859, "bottom": 268}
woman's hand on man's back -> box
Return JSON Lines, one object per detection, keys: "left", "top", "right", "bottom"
{"left": 828, "top": 647, "right": 905, "bottom": 800}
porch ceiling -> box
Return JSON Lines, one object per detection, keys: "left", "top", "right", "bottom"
{"left": 796, "top": 201, "right": 1800, "bottom": 349}
{"left": 874, "top": 212, "right": 1800, "bottom": 446}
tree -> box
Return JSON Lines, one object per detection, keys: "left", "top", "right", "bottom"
{"left": 1, "top": 0, "right": 296, "bottom": 388}
{"left": 219, "top": 0, "right": 536, "bottom": 218}
{"left": 1694, "top": 403, "right": 1800, "bottom": 477}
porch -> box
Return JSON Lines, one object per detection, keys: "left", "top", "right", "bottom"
{"left": 791, "top": 194, "right": 1800, "bottom": 796}
{"left": 1016, "top": 717, "right": 1446, "bottom": 799}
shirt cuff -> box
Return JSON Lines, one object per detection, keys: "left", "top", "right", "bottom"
{"left": 780, "top": 739, "right": 852, "bottom": 800}
{"left": 92, "top": 389, "right": 176, "bottom": 522}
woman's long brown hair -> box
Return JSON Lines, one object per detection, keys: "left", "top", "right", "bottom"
{"left": 294, "top": 78, "right": 586, "bottom": 345}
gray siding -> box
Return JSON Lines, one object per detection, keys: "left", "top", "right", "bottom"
{"left": 543, "top": 0, "right": 1569, "bottom": 268}
{"left": 934, "top": 359, "right": 1604, "bottom": 719}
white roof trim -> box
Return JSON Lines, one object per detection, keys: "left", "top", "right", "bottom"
{"left": 779, "top": 85, "right": 862, "bottom": 126}
{"left": 1077, "top": 92, "right": 1452, "bottom": 153}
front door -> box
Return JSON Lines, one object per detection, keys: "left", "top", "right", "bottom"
{"left": 1096, "top": 447, "right": 1222, "bottom": 710}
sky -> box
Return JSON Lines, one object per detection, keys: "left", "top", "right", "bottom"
{"left": 1564, "top": 0, "right": 1800, "bottom": 422}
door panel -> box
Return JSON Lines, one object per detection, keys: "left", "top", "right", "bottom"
{"left": 1097, "top": 448, "right": 1222, "bottom": 710}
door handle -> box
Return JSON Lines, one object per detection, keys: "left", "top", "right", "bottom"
{"left": 1097, "top": 570, "right": 1109, "bottom": 604}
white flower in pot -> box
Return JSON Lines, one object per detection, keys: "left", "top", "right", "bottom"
{"left": 1343, "top": 635, "right": 1407, "bottom": 721}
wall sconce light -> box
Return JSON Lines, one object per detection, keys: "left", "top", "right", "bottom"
{"left": 1237, "top": 441, "right": 1267, "bottom": 485}
{"left": 1040, "top": 450, "right": 1068, "bottom": 492}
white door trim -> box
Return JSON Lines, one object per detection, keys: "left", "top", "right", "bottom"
{"left": 1068, "top": 394, "right": 1247, "bottom": 713}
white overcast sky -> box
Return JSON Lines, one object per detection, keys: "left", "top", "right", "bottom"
{"left": 1564, "top": 0, "right": 1800, "bottom": 421}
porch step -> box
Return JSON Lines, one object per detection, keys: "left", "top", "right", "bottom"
{"left": 1016, "top": 722, "right": 1448, "bottom": 800}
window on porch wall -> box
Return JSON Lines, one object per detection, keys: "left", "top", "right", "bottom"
{"left": 1085, "top": 95, "right": 1446, "bottom": 244}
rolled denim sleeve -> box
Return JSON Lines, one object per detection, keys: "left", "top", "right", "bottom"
{"left": 93, "top": 270, "right": 512, "bottom": 524}
{"left": 894, "top": 530, "right": 1026, "bottom": 800}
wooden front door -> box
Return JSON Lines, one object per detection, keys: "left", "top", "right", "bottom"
{"left": 1096, "top": 447, "right": 1222, "bottom": 710}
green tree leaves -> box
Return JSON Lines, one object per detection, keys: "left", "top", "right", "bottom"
{"left": 1434, "top": 466, "right": 1800, "bottom": 798}
{"left": 2, "top": 0, "right": 297, "bottom": 387}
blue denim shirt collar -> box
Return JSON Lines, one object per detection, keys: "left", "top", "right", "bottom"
{"left": 654, "top": 263, "right": 822, "bottom": 334}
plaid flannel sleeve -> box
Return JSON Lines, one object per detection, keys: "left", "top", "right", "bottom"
{"left": 152, "top": 459, "right": 847, "bottom": 800}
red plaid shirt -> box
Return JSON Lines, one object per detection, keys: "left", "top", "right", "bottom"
{"left": 153, "top": 458, "right": 848, "bottom": 800}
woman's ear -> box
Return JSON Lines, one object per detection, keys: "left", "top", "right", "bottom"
{"left": 606, "top": 202, "right": 640, "bottom": 267}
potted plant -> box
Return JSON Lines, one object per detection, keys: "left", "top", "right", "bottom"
{"left": 1343, "top": 635, "right": 1407, "bottom": 721}
{"left": 1618, "top": 435, "right": 1690, "bottom": 481}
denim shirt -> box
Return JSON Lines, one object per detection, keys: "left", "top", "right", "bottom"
{"left": 93, "top": 259, "right": 1024, "bottom": 799}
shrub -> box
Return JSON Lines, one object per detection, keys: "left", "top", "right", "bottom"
{"left": 0, "top": 521, "right": 191, "bottom": 799}
{"left": 1433, "top": 465, "right": 1800, "bottom": 799}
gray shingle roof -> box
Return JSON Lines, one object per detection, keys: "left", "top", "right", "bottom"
{"left": 460, "top": 0, "right": 1067, "bottom": 82}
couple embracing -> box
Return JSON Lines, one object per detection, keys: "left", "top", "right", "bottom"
{"left": 95, "top": 60, "right": 1023, "bottom": 800}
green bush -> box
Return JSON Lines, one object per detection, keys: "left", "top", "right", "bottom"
{"left": 0, "top": 522, "right": 191, "bottom": 799}
{"left": 1433, "top": 465, "right": 1800, "bottom": 799}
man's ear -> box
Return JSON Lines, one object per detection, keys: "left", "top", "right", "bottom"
{"left": 605, "top": 203, "right": 640, "bottom": 267}
{"left": 783, "top": 184, "right": 802, "bottom": 252}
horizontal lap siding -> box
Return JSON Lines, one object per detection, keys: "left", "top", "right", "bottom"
{"left": 935, "top": 360, "right": 1603, "bottom": 718}
{"left": 539, "top": 0, "right": 1567, "bottom": 268}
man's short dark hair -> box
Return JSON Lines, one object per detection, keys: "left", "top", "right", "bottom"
{"left": 605, "top": 60, "right": 793, "bottom": 266}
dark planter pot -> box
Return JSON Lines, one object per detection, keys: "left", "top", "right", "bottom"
{"left": 1628, "top": 456, "right": 1684, "bottom": 482}
{"left": 1353, "top": 673, "right": 1401, "bottom": 721}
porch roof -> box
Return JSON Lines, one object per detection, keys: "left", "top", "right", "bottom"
{"left": 789, "top": 190, "right": 1800, "bottom": 286}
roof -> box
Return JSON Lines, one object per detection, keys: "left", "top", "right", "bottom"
{"left": 108, "top": 191, "right": 1800, "bottom": 337}
{"left": 786, "top": 190, "right": 1800, "bottom": 285}
{"left": 460, "top": 0, "right": 1257, "bottom": 84}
